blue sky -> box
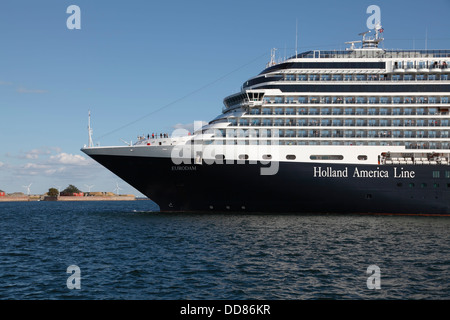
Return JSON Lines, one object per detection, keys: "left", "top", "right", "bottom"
{"left": 1, "top": 0, "right": 450, "bottom": 196}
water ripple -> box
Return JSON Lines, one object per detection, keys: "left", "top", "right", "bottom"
{"left": 0, "top": 202, "right": 449, "bottom": 299}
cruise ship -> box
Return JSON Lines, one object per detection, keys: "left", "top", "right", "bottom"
{"left": 82, "top": 25, "right": 450, "bottom": 215}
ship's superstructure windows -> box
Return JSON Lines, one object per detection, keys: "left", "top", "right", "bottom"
{"left": 218, "top": 89, "right": 450, "bottom": 150}
{"left": 214, "top": 43, "right": 450, "bottom": 156}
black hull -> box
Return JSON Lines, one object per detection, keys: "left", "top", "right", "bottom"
{"left": 89, "top": 154, "right": 450, "bottom": 215}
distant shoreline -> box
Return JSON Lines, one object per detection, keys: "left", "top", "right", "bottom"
{"left": 0, "top": 195, "right": 145, "bottom": 202}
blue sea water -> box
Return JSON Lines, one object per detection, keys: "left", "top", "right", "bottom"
{"left": 0, "top": 200, "right": 449, "bottom": 300}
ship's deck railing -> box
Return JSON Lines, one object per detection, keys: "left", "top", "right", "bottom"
{"left": 292, "top": 50, "right": 450, "bottom": 59}
{"left": 393, "top": 62, "right": 449, "bottom": 70}
{"left": 381, "top": 152, "right": 450, "bottom": 165}
{"left": 280, "top": 74, "right": 450, "bottom": 82}
{"left": 134, "top": 135, "right": 192, "bottom": 147}
{"left": 259, "top": 97, "right": 449, "bottom": 105}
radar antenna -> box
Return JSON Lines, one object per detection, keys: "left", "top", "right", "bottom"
{"left": 362, "top": 23, "right": 384, "bottom": 48}
{"left": 345, "top": 40, "right": 361, "bottom": 50}
{"left": 346, "top": 20, "right": 384, "bottom": 51}
{"left": 358, "top": 31, "right": 370, "bottom": 37}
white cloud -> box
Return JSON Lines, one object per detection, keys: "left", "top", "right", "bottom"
{"left": 22, "top": 163, "right": 52, "bottom": 175}
{"left": 25, "top": 153, "right": 38, "bottom": 159}
{"left": 1, "top": 147, "right": 140, "bottom": 196}
{"left": 44, "top": 167, "right": 66, "bottom": 175}
{"left": 48, "top": 152, "right": 90, "bottom": 166}
{"left": 8, "top": 147, "right": 57, "bottom": 160}
{"left": 24, "top": 148, "right": 51, "bottom": 159}
{"left": 9, "top": 149, "right": 95, "bottom": 179}
{"left": 23, "top": 163, "right": 50, "bottom": 169}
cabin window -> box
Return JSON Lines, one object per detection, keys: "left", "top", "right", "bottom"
{"left": 286, "top": 155, "right": 296, "bottom": 160}
{"left": 310, "top": 155, "right": 344, "bottom": 160}
{"left": 275, "top": 97, "right": 283, "bottom": 104}
{"left": 357, "top": 155, "right": 368, "bottom": 161}
{"left": 404, "top": 74, "right": 414, "bottom": 81}
{"left": 285, "top": 75, "right": 295, "bottom": 81}
{"left": 250, "top": 108, "right": 261, "bottom": 115}
{"left": 332, "top": 75, "right": 342, "bottom": 81}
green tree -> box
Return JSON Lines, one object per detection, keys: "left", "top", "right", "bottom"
{"left": 48, "top": 188, "right": 59, "bottom": 197}
{"left": 62, "top": 184, "right": 82, "bottom": 195}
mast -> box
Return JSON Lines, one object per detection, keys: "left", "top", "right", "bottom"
{"left": 267, "top": 48, "right": 277, "bottom": 67}
{"left": 295, "top": 19, "right": 298, "bottom": 58}
{"left": 88, "top": 110, "right": 94, "bottom": 148}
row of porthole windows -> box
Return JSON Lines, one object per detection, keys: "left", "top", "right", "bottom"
{"left": 214, "top": 154, "right": 368, "bottom": 161}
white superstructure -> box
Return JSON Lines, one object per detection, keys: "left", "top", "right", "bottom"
{"left": 133, "top": 27, "right": 450, "bottom": 167}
